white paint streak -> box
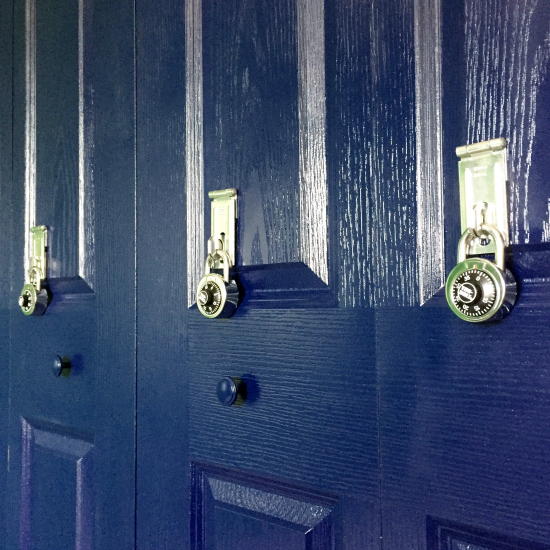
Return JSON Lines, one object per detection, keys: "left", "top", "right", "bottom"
{"left": 186, "top": 0, "right": 204, "bottom": 307}
{"left": 25, "top": 0, "right": 37, "bottom": 278}
{"left": 414, "top": 0, "right": 444, "bottom": 304}
{"left": 298, "top": 0, "right": 329, "bottom": 284}
{"left": 78, "top": 0, "right": 86, "bottom": 281}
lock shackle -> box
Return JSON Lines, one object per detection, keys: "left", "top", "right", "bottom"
{"left": 457, "top": 223, "right": 505, "bottom": 270}
{"left": 204, "top": 249, "right": 231, "bottom": 282}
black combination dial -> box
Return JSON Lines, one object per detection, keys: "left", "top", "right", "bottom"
{"left": 198, "top": 280, "right": 223, "bottom": 316}
{"left": 450, "top": 268, "right": 496, "bottom": 319}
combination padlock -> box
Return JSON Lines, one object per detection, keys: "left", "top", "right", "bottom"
{"left": 446, "top": 224, "right": 517, "bottom": 323}
{"left": 19, "top": 271, "right": 50, "bottom": 316}
{"left": 19, "top": 225, "right": 51, "bottom": 316}
{"left": 196, "top": 249, "right": 239, "bottom": 318}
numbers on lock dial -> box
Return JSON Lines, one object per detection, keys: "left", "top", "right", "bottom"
{"left": 451, "top": 268, "right": 496, "bottom": 318}
{"left": 198, "top": 280, "right": 223, "bottom": 316}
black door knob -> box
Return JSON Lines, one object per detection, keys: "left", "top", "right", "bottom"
{"left": 217, "top": 376, "right": 246, "bottom": 407}
{"left": 53, "top": 355, "right": 71, "bottom": 377}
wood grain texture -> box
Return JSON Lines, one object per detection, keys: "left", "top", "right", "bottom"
{"left": 34, "top": 0, "right": 79, "bottom": 279}
{"left": 188, "top": 309, "right": 378, "bottom": 497}
{"left": 187, "top": 0, "right": 331, "bottom": 308}
{"left": 136, "top": 0, "right": 189, "bottom": 546}
{"left": 298, "top": 0, "right": 328, "bottom": 285}
{"left": 0, "top": 4, "right": 13, "bottom": 542}
{"left": 463, "top": 0, "right": 550, "bottom": 246}
{"left": 25, "top": 0, "right": 94, "bottom": 286}
{"left": 414, "top": 0, "right": 445, "bottom": 305}
{"left": 90, "top": 0, "right": 137, "bottom": 545}
{"left": 202, "top": 0, "right": 300, "bottom": 268}
{"left": 326, "top": 0, "right": 418, "bottom": 307}
{"left": 378, "top": 306, "right": 550, "bottom": 546}
{"left": 185, "top": 0, "right": 204, "bottom": 308}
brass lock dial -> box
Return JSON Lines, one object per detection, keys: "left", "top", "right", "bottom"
{"left": 19, "top": 226, "right": 51, "bottom": 316}
{"left": 446, "top": 224, "right": 516, "bottom": 323}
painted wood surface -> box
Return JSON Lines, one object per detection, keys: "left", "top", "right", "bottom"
{"left": 379, "top": 0, "right": 550, "bottom": 548}
{"left": 5, "top": 0, "right": 137, "bottom": 547}
{"left": 136, "top": 0, "right": 550, "bottom": 548}
{"left": 0, "top": 1, "right": 13, "bottom": 546}
{"left": 2, "top": 0, "right": 548, "bottom": 546}
{"left": 135, "top": 0, "right": 188, "bottom": 544}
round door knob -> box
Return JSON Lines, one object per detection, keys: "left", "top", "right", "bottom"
{"left": 53, "top": 355, "right": 71, "bottom": 377}
{"left": 217, "top": 376, "right": 246, "bottom": 407}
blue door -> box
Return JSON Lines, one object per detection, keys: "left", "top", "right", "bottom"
{"left": 136, "top": 0, "right": 379, "bottom": 547}
{"left": 3, "top": 0, "right": 137, "bottom": 547}
{"left": 136, "top": 0, "right": 550, "bottom": 549}
{"left": 3, "top": 0, "right": 550, "bottom": 548}
{"left": 379, "top": 1, "right": 550, "bottom": 548}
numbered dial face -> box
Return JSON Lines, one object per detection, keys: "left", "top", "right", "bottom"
{"left": 198, "top": 280, "right": 224, "bottom": 316}
{"left": 450, "top": 267, "right": 497, "bottom": 319}
{"left": 19, "top": 284, "right": 36, "bottom": 315}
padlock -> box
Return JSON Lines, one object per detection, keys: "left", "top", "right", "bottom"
{"left": 446, "top": 224, "right": 517, "bottom": 323}
{"left": 19, "top": 281, "right": 50, "bottom": 316}
{"left": 19, "top": 226, "right": 51, "bottom": 316}
{"left": 196, "top": 249, "right": 239, "bottom": 319}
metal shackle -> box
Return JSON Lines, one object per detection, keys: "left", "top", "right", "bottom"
{"left": 457, "top": 223, "right": 505, "bottom": 270}
{"left": 204, "top": 249, "right": 232, "bottom": 282}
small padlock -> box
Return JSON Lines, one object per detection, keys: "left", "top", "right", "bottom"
{"left": 196, "top": 249, "right": 239, "bottom": 319}
{"left": 446, "top": 224, "right": 517, "bottom": 323}
{"left": 19, "top": 226, "right": 51, "bottom": 316}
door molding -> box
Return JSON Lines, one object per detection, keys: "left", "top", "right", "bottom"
{"left": 24, "top": 0, "right": 94, "bottom": 288}
{"left": 414, "top": 0, "right": 445, "bottom": 305}
{"left": 185, "top": 0, "right": 329, "bottom": 308}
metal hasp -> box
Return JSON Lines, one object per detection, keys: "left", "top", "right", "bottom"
{"left": 19, "top": 225, "right": 51, "bottom": 316}
{"left": 196, "top": 189, "right": 240, "bottom": 319}
{"left": 209, "top": 188, "right": 237, "bottom": 269}
{"left": 457, "top": 137, "right": 509, "bottom": 255}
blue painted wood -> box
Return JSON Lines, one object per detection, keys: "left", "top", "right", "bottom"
{"left": 135, "top": 0, "right": 188, "bottom": 547}
{"left": 136, "top": 0, "right": 381, "bottom": 548}
{"left": 5, "top": 0, "right": 137, "bottom": 547}
{"left": 191, "top": 463, "right": 336, "bottom": 550}
{"left": 34, "top": 0, "right": 79, "bottom": 279}
{"left": 379, "top": 0, "right": 550, "bottom": 547}
{"left": 0, "top": 0, "right": 13, "bottom": 546}
{"left": 134, "top": 0, "right": 550, "bottom": 549}
{"left": 427, "top": 517, "right": 550, "bottom": 550}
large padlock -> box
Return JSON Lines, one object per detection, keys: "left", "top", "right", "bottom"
{"left": 196, "top": 249, "right": 239, "bottom": 319}
{"left": 446, "top": 224, "right": 517, "bottom": 323}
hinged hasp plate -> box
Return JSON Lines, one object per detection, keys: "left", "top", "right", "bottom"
{"left": 457, "top": 137, "right": 509, "bottom": 255}
{"left": 28, "top": 225, "right": 48, "bottom": 289}
{"left": 209, "top": 188, "right": 237, "bottom": 268}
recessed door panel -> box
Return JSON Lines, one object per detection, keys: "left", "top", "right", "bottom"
{"left": 19, "top": 418, "right": 93, "bottom": 550}
{"left": 192, "top": 464, "right": 334, "bottom": 550}
{"left": 34, "top": 0, "right": 79, "bottom": 280}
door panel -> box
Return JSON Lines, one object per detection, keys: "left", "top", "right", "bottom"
{"left": 137, "top": 0, "right": 384, "bottom": 548}
{"left": 380, "top": 0, "right": 550, "bottom": 548}
{"left": 191, "top": 463, "right": 336, "bottom": 550}
{"left": 19, "top": 418, "right": 93, "bottom": 550}
{"left": 7, "top": 0, "right": 136, "bottom": 547}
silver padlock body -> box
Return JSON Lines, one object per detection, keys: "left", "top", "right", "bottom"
{"left": 445, "top": 258, "right": 516, "bottom": 323}
{"left": 19, "top": 284, "right": 50, "bottom": 316}
{"left": 196, "top": 273, "right": 239, "bottom": 319}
